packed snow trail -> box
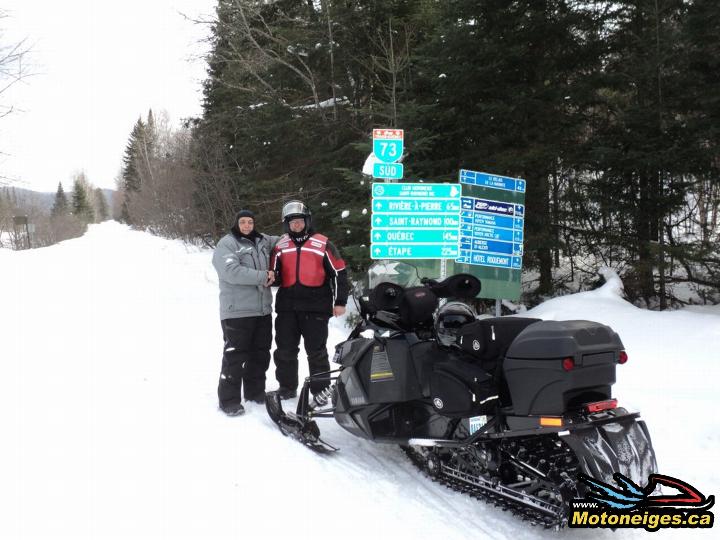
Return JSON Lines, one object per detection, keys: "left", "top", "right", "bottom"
{"left": 0, "top": 222, "right": 717, "bottom": 539}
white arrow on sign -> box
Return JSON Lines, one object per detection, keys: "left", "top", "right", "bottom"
{"left": 375, "top": 217, "right": 381, "bottom": 225}
{"left": 375, "top": 202, "right": 382, "bottom": 209}
{"left": 374, "top": 248, "right": 381, "bottom": 255}
{"left": 450, "top": 186, "right": 459, "bottom": 197}
{"left": 374, "top": 232, "right": 381, "bottom": 240}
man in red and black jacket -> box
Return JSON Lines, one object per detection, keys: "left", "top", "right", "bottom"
{"left": 270, "top": 201, "right": 349, "bottom": 402}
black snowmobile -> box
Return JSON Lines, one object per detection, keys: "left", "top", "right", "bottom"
{"left": 266, "top": 261, "right": 657, "bottom": 528}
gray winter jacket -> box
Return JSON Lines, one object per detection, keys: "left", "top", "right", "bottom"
{"left": 212, "top": 232, "right": 279, "bottom": 320}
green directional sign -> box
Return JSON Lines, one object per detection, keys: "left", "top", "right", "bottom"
{"left": 372, "top": 199, "right": 460, "bottom": 213}
{"left": 371, "top": 229, "right": 459, "bottom": 243}
{"left": 372, "top": 183, "right": 461, "bottom": 199}
{"left": 371, "top": 182, "right": 461, "bottom": 260}
{"left": 372, "top": 214, "right": 460, "bottom": 228}
{"left": 372, "top": 244, "right": 459, "bottom": 259}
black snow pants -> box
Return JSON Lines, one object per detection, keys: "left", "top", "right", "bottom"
{"left": 273, "top": 311, "right": 331, "bottom": 395}
{"left": 218, "top": 315, "right": 272, "bottom": 410}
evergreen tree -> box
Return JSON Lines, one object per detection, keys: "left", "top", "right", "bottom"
{"left": 404, "top": 0, "right": 607, "bottom": 295}
{"left": 93, "top": 188, "right": 109, "bottom": 222}
{"left": 51, "top": 182, "right": 69, "bottom": 218}
{"left": 193, "top": 0, "right": 434, "bottom": 269}
{"left": 72, "top": 176, "right": 95, "bottom": 224}
{"left": 588, "top": 0, "right": 689, "bottom": 306}
{"left": 122, "top": 118, "right": 145, "bottom": 193}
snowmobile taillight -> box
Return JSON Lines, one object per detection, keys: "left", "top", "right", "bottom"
{"left": 562, "top": 357, "right": 575, "bottom": 371}
{"left": 618, "top": 351, "right": 628, "bottom": 364}
{"left": 585, "top": 399, "right": 618, "bottom": 413}
{"left": 540, "top": 416, "right": 563, "bottom": 427}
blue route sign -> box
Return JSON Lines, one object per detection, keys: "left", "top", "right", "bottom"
{"left": 460, "top": 169, "right": 526, "bottom": 194}
{"left": 459, "top": 223, "right": 524, "bottom": 243}
{"left": 456, "top": 252, "right": 523, "bottom": 269}
{"left": 460, "top": 238, "right": 523, "bottom": 256}
{"left": 457, "top": 193, "right": 525, "bottom": 270}
{"left": 371, "top": 182, "right": 461, "bottom": 259}
{"left": 461, "top": 196, "right": 521, "bottom": 217}
{"left": 454, "top": 167, "right": 527, "bottom": 299}
{"left": 373, "top": 128, "right": 404, "bottom": 164}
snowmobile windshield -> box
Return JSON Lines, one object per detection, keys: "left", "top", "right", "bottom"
{"left": 366, "top": 260, "right": 424, "bottom": 290}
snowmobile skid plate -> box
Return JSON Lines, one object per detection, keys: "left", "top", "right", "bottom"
{"left": 265, "top": 391, "right": 338, "bottom": 454}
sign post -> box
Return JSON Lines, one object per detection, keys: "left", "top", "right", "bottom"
{"left": 13, "top": 215, "right": 32, "bottom": 250}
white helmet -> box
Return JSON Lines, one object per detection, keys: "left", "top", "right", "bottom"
{"left": 281, "top": 200, "right": 311, "bottom": 233}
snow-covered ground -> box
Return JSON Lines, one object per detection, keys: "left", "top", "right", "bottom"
{"left": 1, "top": 222, "right": 718, "bottom": 539}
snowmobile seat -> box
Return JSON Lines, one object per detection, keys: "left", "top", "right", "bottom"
{"left": 457, "top": 317, "right": 541, "bottom": 373}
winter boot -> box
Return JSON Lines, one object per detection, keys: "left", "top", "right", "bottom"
{"left": 221, "top": 402, "right": 245, "bottom": 416}
{"left": 278, "top": 387, "right": 297, "bottom": 400}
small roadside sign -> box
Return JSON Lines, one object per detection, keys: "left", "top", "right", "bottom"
{"left": 460, "top": 169, "right": 526, "bottom": 193}
{"left": 373, "top": 128, "right": 404, "bottom": 164}
{"left": 372, "top": 162, "right": 404, "bottom": 180}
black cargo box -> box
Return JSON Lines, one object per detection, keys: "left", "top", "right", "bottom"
{"left": 457, "top": 317, "right": 541, "bottom": 372}
{"left": 504, "top": 320, "right": 623, "bottom": 416}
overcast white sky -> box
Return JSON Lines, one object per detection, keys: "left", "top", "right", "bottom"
{"left": 0, "top": 0, "right": 216, "bottom": 192}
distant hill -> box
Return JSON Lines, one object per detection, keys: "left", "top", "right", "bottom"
{"left": 0, "top": 186, "right": 115, "bottom": 212}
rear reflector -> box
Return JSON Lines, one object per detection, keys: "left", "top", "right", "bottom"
{"left": 586, "top": 399, "right": 618, "bottom": 413}
{"left": 540, "top": 417, "right": 563, "bottom": 427}
{"left": 618, "top": 351, "right": 628, "bottom": 364}
{"left": 562, "top": 357, "right": 575, "bottom": 371}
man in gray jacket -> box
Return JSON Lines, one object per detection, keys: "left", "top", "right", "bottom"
{"left": 212, "top": 210, "right": 278, "bottom": 416}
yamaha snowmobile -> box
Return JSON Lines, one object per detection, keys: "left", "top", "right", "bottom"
{"left": 265, "top": 261, "right": 657, "bottom": 528}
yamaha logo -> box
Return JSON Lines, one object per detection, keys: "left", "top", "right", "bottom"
{"left": 433, "top": 397, "right": 444, "bottom": 409}
{"left": 473, "top": 339, "right": 480, "bottom": 351}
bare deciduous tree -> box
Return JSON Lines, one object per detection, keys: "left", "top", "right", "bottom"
{"left": 0, "top": 11, "right": 32, "bottom": 187}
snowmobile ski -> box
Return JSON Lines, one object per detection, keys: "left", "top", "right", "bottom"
{"left": 265, "top": 391, "right": 338, "bottom": 454}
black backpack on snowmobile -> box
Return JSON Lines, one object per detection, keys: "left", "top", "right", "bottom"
{"left": 265, "top": 262, "right": 657, "bottom": 528}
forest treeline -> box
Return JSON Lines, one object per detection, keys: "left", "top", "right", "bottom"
{"left": 114, "top": 0, "right": 719, "bottom": 308}
{"left": 0, "top": 174, "right": 108, "bottom": 249}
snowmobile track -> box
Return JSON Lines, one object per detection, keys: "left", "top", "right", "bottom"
{"left": 402, "top": 446, "right": 565, "bottom": 529}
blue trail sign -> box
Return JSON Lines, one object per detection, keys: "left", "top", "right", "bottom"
{"left": 457, "top": 169, "right": 526, "bottom": 284}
